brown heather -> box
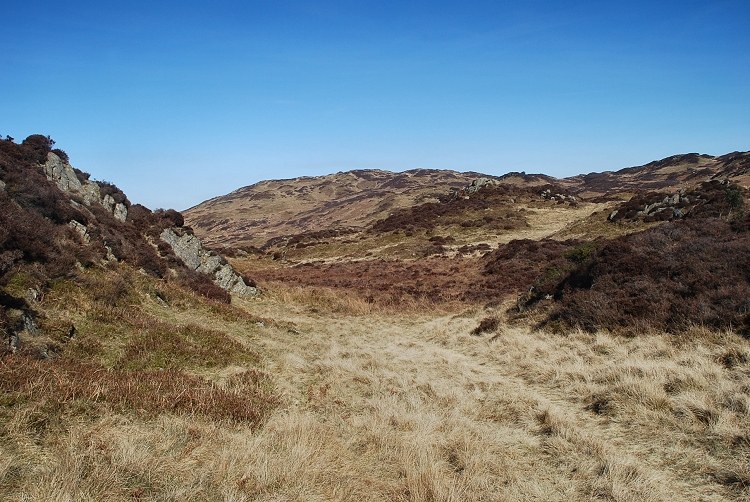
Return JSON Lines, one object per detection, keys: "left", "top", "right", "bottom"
{"left": 2, "top": 142, "right": 750, "bottom": 500}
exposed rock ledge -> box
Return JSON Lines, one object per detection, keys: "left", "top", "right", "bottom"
{"left": 43, "top": 152, "right": 128, "bottom": 222}
{"left": 160, "top": 228, "right": 259, "bottom": 297}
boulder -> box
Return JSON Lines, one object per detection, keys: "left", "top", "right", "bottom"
{"left": 160, "top": 228, "right": 258, "bottom": 297}
{"left": 68, "top": 220, "right": 91, "bottom": 243}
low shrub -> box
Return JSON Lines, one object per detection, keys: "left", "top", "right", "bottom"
{"left": 471, "top": 316, "right": 500, "bottom": 335}
{"left": 542, "top": 217, "right": 750, "bottom": 334}
{"left": 0, "top": 355, "right": 277, "bottom": 425}
{"left": 177, "top": 269, "right": 231, "bottom": 304}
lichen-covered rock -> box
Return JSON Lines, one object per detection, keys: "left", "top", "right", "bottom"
{"left": 44, "top": 152, "right": 82, "bottom": 192}
{"left": 113, "top": 203, "right": 128, "bottom": 222}
{"left": 161, "top": 228, "right": 203, "bottom": 270}
{"left": 68, "top": 220, "right": 91, "bottom": 243}
{"left": 81, "top": 182, "right": 101, "bottom": 205}
{"left": 160, "top": 228, "right": 258, "bottom": 297}
{"left": 43, "top": 152, "right": 127, "bottom": 222}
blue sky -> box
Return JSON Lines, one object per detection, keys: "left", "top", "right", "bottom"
{"left": 2, "top": 1, "right": 749, "bottom": 210}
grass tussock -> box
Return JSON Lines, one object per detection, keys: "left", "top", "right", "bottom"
{"left": 2, "top": 284, "right": 750, "bottom": 500}
{"left": 0, "top": 356, "right": 276, "bottom": 425}
{"left": 263, "top": 280, "right": 443, "bottom": 315}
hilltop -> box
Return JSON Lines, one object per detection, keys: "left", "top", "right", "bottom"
{"left": 185, "top": 151, "right": 750, "bottom": 249}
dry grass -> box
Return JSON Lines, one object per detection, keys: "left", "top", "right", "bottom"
{"left": 2, "top": 275, "right": 749, "bottom": 500}
{"left": 261, "top": 280, "right": 445, "bottom": 316}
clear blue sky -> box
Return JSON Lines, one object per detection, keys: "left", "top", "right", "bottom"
{"left": 3, "top": 1, "right": 749, "bottom": 210}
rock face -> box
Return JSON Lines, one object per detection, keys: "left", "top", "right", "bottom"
{"left": 68, "top": 220, "right": 91, "bottom": 243}
{"left": 42, "top": 152, "right": 255, "bottom": 297}
{"left": 43, "top": 152, "right": 128, "bottom": 222}
{"left": 160, "top": 228, "right": 259, "bottom": 297}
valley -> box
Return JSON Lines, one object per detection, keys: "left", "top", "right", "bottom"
{"left": 1, "top": 137, "right": 750, "bottom": 500}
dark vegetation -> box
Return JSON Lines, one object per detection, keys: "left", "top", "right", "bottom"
{"left": 0, "top": 267, "right": 276, "bottom": 425}
{"left": 471, "top": 316, "right": 500, "bottom": 335}
{"left": 252, "top": 239, "right": 589, "bottom": 307}
{"left": 479, "top": 239, "right": 590, "bottom": 306}
{"left": 370, "top": 184, "right": 552, "bottom": 234}
{"left": 539, "top": 215, "right": 750, "bottom": 335}
{"left": 0, "top": 135, "right": 242, "bottom": 344}
{"left": 255, "top": 174, "right": 750, "bottom": 338}
{"left": 0, "top": 357, "right": 275, "bottom": 424}
{"left": 610, "top": 181, "right": 748, "bottom": 223}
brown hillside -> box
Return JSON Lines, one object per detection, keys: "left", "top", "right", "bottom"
{"left": 185, "top": 152, "right": 750, "bottom": 250}
{"left": 184, "top": 169, "right": 494, "bottom": 248}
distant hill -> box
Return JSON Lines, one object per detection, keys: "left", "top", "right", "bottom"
{"left": 184, "top": 168, "right": 496, "bottom": 248}
{"left": 185, "top": 151, "right": 750, "bottom": 248}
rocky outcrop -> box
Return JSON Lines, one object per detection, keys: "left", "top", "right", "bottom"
{"left": 43, "top": 152, "right": 128, "bottom": 222}
{"left": 467, "top": 178, "right": 495, "bottom": 194}
{"left": 450, "top": 178, "right": 497, "bottom": 199}
{"left": 68, "top": 220, "right": 91, "bottom": 243}
{"left": 160, "top": 228, "right": 259, "bottom": 297}
{"left": 608, "top": 189, "right": 691, "bottom": 222}
{"left": 540, "top": 188, "right": 577, "bottom": 204}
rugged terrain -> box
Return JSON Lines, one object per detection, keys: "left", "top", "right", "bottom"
{"left": 185, "top": 151, "right": 750, "bottom": 249}
{"left": 2, "top": 138, "right": 750, "bottom": 500}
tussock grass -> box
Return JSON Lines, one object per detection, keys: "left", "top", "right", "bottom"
{"left": 263, "top": 281, "right": 443, "bottom": 316}
{"left": 0, "top": 356, "right": 276, "bottom": 425}
{"left": 2, "top": 269, "right": 750, "bottom": 500}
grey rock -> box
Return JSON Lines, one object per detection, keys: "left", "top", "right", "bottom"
{"left": 68, "top": 220, "right": 91, "bottom": 243}
{"left": 43, "top": 152, "right": 127, "bottom": 221}
{"left": 81, "top": 183, "right": 101, "bottom": 205}
{"left": 104, "top": 245, "right": 117, "bottom": 262}
{"left": 160, "top": 228, "right": 259, "bottom": 297}
{"left": 27, "top": 288, "right": 40, "bottom": 303}
{"left": 0, "top": 179, "right": 5, "bottom": 191}
{"left": 608, "top": 209, "right": 619, "bottom": 221}
{"left": 44, "top": 152, "right": 83, "bottom": 192}
{"left": 113, "top": 203, "right": 128, "bottom": 222}
{"left": 673, "top": 208, "right": 684, "bottom": 219}
{"left": 644, "top": 202, "right": 659, "bottom": 214}
{"left": 101, "top": 194, "right": 116, "bottom": 212}
{"left": 22, "top": 313, "right": 40, "bottom": 336}
{"left": 7, "top": 332, "right": 20, "bottom": 353}
{"left": 161, "top": 228, "right": 202, "bottom": 270}
{"left": 466, "top": 178, "right": 494, "bottom": 194}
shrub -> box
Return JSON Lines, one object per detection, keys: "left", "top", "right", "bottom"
{"left": 471, "top": 316, "right": 500, "bottom": 335}
{"left": 51, "top": 148, "right": 69, "bottom": 163}
{"left": 97, "top": 180, "right": 129, "bottom": 206}
{"left": 177, "top": 269, "right": 231, "bottom": 304}
{"left": 20, "top": 134, "right": 54, "bottom": 163}
{"left": 153, "top": 208, "right": 184, "bottom": 228}
{"left": 541, "top": 217, "right": 750, "bottom": 334}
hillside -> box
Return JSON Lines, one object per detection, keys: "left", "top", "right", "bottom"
{"left": 2, "top": 138, "right": 750, "bottom": 500}
{"left": 0, "top": 135, "right": 257, "bottom": 354}
{"left": 184, "top": 169, "right": 499, "bottom": 248}
{"left": 185, "top": 151, "right": 750, "bottom": 250}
